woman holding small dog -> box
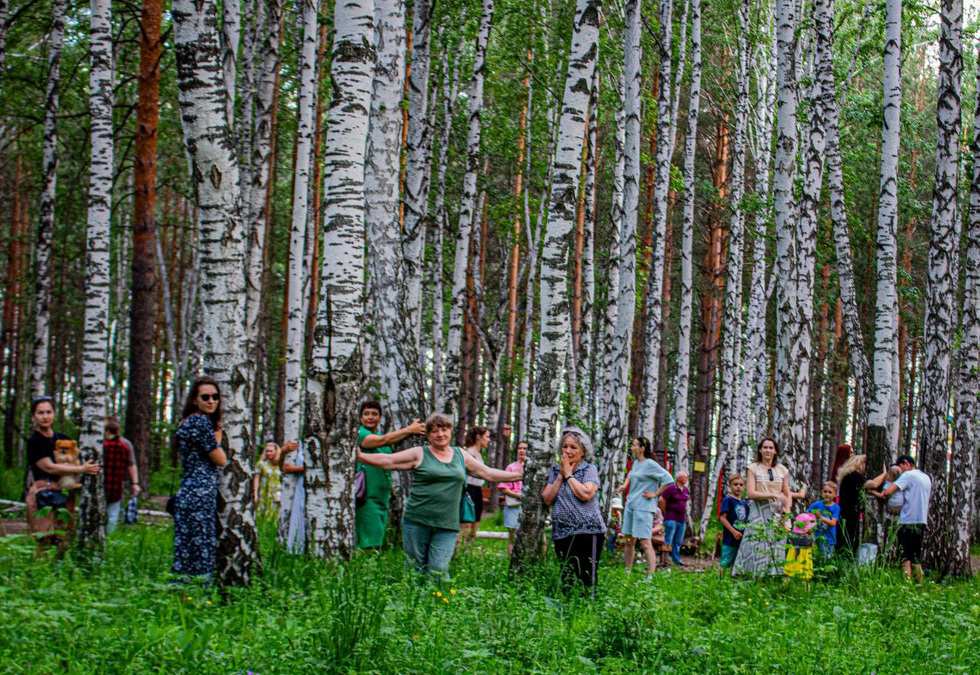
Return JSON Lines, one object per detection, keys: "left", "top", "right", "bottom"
{"left": 25, "top": 396, "right": 100, "bottom": 554}
{"left": 172, "top": 376, "right": 227, "bottom": 583}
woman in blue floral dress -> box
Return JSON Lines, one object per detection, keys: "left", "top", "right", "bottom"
{"left": 172, "top": 376, "right": 227, "bottom": 582}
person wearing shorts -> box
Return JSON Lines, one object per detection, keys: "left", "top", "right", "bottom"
{"left": 617, "top": 437, "right": 673, "bottom": 576}
{"left": 499, "top": 441, "right": 527, "bottom": 556}
{"left": 880, "top": 454, "right": 932, "bottom": 583}
{"left": 718, "top": 475, "right": 748, "bottom": 574}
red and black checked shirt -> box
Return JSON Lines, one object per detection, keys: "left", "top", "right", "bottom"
{"left": 102, "top": 439, "right": 132, "bottom": 504}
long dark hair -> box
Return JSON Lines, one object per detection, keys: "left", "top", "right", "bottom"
{"left": 182, "top": 376, "right": 222, "bottom": 427}
{"left": 465, "top": 426, "right": 490, "bottom": 447}
{"left": 635, "top": 436, "right": 655, "bottom": 460}
{"left": 754, "top": 436, "right": 780, "bottom": 465}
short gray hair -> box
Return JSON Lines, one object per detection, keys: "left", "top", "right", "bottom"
{"left": 556, "top": 426, "right": 595, "bottom": 462}
{"left": 424, "top": 413, "right": 453, "bottom": 435}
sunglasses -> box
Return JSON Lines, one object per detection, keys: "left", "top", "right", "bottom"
{"left": 200, "top": 394, "right": 220, "bottom": 402}
{"left": 32, "top": 395, "right": 53, "bottom": 405}
{"left": 768, "top": 468, "right": 774, "bottom": 481}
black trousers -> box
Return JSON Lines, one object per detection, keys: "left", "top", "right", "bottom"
{"left": 554, "top": 533, "right": 604, "bottom": 596}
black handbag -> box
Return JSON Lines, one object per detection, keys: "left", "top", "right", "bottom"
{"left": 36, "top": 489, "right": 69, "bottom": 509}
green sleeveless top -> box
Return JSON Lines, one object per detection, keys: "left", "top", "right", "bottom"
{"left": 404, "top": 445, "right": 467, "bottom": 531}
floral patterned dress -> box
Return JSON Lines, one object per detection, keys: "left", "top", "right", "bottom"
{"left": 254, "top": 458, "right": 281, "bottom": 520}
{"left": 172, "top": 413, "right": 220, "bottom": 581}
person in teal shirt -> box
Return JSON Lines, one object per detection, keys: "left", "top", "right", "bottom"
{"left": 356, "top": 401, "right": 426, "bottom": 549}
{"left": 617, "top": 437, "right": 673, "bottom": 576}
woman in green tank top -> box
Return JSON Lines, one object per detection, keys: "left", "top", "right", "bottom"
{"left": 356, "top": 413, "right": 522, "bottom": 579}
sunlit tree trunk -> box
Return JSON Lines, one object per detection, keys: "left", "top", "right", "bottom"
{"left": 512, "top": 0, "right": 600, "bottom": 569}
{"left": 441, "top": 0, "right": 493, "bottom": 416}
{"left": 278, "top": 0, "right": 321, "bottom": 548}
{"left": 76, "top": 0, "right": 115, "bottom": 551}
{"left": 921, "top": 0, "right": 962, "bottom": 572}
{"left": 303, "top": 0, "right": 375, "bottom": 560}
{"left": 30, "top": 0, "right": 66, "bottom": 396}
{"left": 172, "top": 0, "right": 260, "bottom": 586}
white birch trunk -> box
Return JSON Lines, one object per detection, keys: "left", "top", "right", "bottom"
{"left": 866, "top": 0, "right": 902, "bottom": 469}
{"left": 576, "top": 66, "right": 599, "bottom": 414}
{"left": 221, "top": 0, "right": 241, "bottom": 127}
{"left": 716, "top": 0, "right": 750, "bottom": 475}
{"left": 172, "top": 0, "right": 259, "bottom": 586}
{"left": 512, "top": 0, "right": 600, "bottom": 567}
{"left": 365, "top": 0, "right": 410, "bottom": 422}
{"left": 76, "top": 0, "right": 115, "bottom": 551}
{"left": 304, "top": 0, "right": 375, "bottom": 560}
{"left": 921, "top": 0, "right": 962, "bottom": 571}
{"left": 638, "top": 0, "right": 675, "bottom": 438}
{"left": 949, "top": 57, "right": 980, "bottom": 577}
{"left": 278, "top": 0, "right": 321, "bottom": 548}
{"left": 441, "top": 0, "right": 493, "bottom": 417}
{"left": 237, "top": 0, "right": 258, "bottom": 213}
{"left": 244, "top": 0, "right": 283, "bottom": 353}
{"left": 30, "top": 0, "right": 66, "bottom": 396}
{"left": 599, "top": 0, "right": 640, "bottom": 502}
{"left": 0, "top": 0, "right": 9, "bottom": 91}
{"left": 772, "top": 0, "right": 806, "bottom": 486}
{"left": 672, "top": 0, "right": 701, "bottom": 474}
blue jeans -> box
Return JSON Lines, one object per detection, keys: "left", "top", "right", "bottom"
{"left": 401, "top": 518, "right": 458, "bottom": 581}
{"left": 106, "top": 500, "right": 122, "bottom": 533}
{"left": 664, "top": 519, "right": 685, "bottom": 563}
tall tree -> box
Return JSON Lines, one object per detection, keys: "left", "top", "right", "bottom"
{"left": 76, "top": 0, "right": 115, "bottom": 550}
{"left": 303, "top": 0, "right": 375, "bottom": 560}
{"left": 441, "top": 0, "right": 493, "bottom": 418}
{"left": 921, "top": 0, "right": 962, "bottom": 571}
{"left": 512, "top": 0, "right": 600, "bottom": 568}
{"left": 278, "top": 0, "right": 321, "bottom": 548}
{"left": 31, "top": 0, "right": 67, "bottom": 396}
{"left": 172, "top": 0, "right": 260, "bottom": 586}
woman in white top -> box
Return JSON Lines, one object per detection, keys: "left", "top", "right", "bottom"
{"left": 461, "top": 426, "right": 491, "bottom": 543}
{"left": 732, "top": 437, "right": 802, "bottom": 576}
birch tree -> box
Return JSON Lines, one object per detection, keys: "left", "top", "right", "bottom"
{"left": 278, "top": 0, "right": 321, "bottom": 547}
{"left": 441, "top": 0, "right": 493, "bottom": 417}
{"left": 172, "top": 0, "right": 260, "bottom": 586}
{"left": 76, "top": 0, "right": 115, "bottom": 550}
{"left": 866, "top": 0, "right": 902, "bottom": 475}
{"left": 304, "top": 0, "right": 375, "bottom": 560}
{"left": 31, "top": 0, "right": 67, "bottom": 396}
{"left": 921, "top": 0, "right": 962, "bottom": 571}
{"left": 513, "top": 0, "right": 600, "bottom": 568}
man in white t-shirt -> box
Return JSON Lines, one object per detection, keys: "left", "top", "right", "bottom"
{"left": 880, "top": 454, "right": 932, "bottom": 583}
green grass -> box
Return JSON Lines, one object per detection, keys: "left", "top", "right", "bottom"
{"left": 1, "top": 519, "right": 979, "bottom": 674}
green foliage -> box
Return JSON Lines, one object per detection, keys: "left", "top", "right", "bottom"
{"left": 0, "top": 524, "right": 978, "bottom": 673}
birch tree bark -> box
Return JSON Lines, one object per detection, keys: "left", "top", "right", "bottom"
{"left": 278, "top": 0, "right": 321, "bottom": 547}
{"left": 0, "top": 0, "right": 9, "bottom": 91}
{"left": 716, "top": 0, "right": 750, "bottom": 474}
{"left": 921, "top": 0, "right": 962, "bottom": 571}
{"left": 772, "top": 0, "right": 807, "bottom": 485}
{"left": 76, "top": 0, "right": 115, "bottom": 551}
{"left": 599, "top": 0, "right": 640, "bottom": 502}
{"left": 221, "top": 0, "right": 241, "bottom": 127}
{"left": 512, "top": 0, "right": 600, "bottom": 568}
{"left": 441, "top": 0, "right": 493, "bottom": 416}
{"left": 672, "top": 0, "right": 700, "bottom": 473}
{"left": 304, "top": 0, "right": 375, "bottom": 560}
{"left": 866, "top": 0, "right": 902, "bottom": 476}
{"left": 366, "top": 0, "right": 411, "bottom": 422}
{"left": 172, "top": 0, "right": 260, "bottom": 586}
{"left": 638, "top": 0, "right": 675, "bottom": 438}
{"left": 31, "top": 0, "right": 66, "bottom": 396}
{"left": 948, "top": 57, "right": 980, "bottom": 577}
{"left": 575, "top": 68, "right": 598, "bottom": 415}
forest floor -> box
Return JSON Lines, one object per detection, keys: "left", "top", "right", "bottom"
{"left": 1, "top": 506, "right": 980, "bottom": 674}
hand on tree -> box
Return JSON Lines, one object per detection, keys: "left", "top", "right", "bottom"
{"left": 407, "top": 419, "right": 426, "bottom": 436}
{"left": 282, "top": 440, "right": 299, "bottom": 453}
{"left": 80, "top": 460, "right": 101, "bottom": 475}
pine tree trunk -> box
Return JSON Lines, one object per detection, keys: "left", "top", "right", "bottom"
{"left": 303, "top": 0, "right": 375, "bottom": 560}
{"left": 672, "top": 0, "right": 701, "bottom": 474}
{"left": 127, "top": 0, "right": 164, "bottom": 494}
{"left": 921, "top": 0, "right": 962, "bottom": 572}
{"left": 278, "top": 0, "right": 321, "bottom": 548}
{"left": 31, "top": 0, "right": 66, "bottom": 396}
{"left": 76, "top": 0, "right": 115, "bottom": 551}
{"left": 512, "top": 0, "right": 600, "bottom": 569}
{"left": 441, "top": 0, "right": 493, "bottom": 416}
{"left": 172, "top": 0, "right": 260, "bottom": 586}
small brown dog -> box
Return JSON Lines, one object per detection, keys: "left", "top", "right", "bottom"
{"left": 53, "top": 439, "right": 83, "bottom": 490}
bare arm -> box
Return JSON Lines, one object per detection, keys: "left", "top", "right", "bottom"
{"left": 542, "top": 474, "right": 562, "bottom": 505}
{"left": 208, "top": 448, "right": 227, "bottom": 467}
{"left": 253, "top": 475, "right": 260, "bottom": 503}
{"left": 865, "top": 471, "right": 887, "bottom": 490}
{"left": 617, "top": 477, "right": 630, "bottom": 494}
{"left": 880, "top": 482, "right": 900, "bottom": 498}
{"left": 356, "top": 446, "right": 423, "bottom": 471}
{"left": 501, "top": 488, "right": 521, "bottom": 498}
{"left": 720, "top": 513, "right": 742, "bottom": 540}
{"left": 360, "top": 419, "right": 426, "bottom": 450}
{"left": 35, "top": 457, "right": 100, "bottom": 476}
{"left": 281, "top": 462, "right": 305, "bottom": 474}
{"left": 564, "top": 476, "right": 599, "bottom": 502}
{"left": 744, "top": 470, "right": 768, "bottom": 501}
{"left": 462, "top": 451, "right": 521, "bottom": 483}
{"left": 128, "top": 462, "right": 141, "bottom": 495}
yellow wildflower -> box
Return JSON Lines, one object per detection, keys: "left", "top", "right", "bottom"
{"left": 450, "top": 589, "right": 457, "bottom": 595}
{"left": 436, "top": 591, "right": 442, "bottom": 597}
{"left": 443, "top": 597, "right": 449, "bottom": 604}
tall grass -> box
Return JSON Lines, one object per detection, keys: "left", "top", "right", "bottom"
{"left": 0, "top": 519, "right": 978, "bottom": 674}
